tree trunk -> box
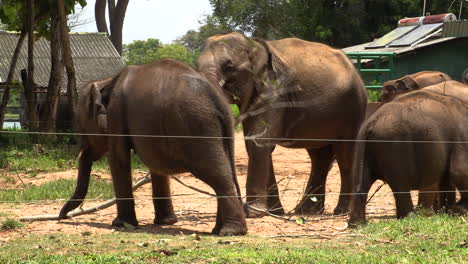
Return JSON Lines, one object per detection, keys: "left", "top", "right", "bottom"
{"left": 109, "top": 0, "right": 129, "bottom": 55}
{"left": 24, "top": 0, "right": 39, "bottom": 132}
{"left": 95, "top": 0, "right": 109, "bottom": 34}
{"left": 41, "top": 14, "right": 63, "bottom": 133}
{"left": 94, "top": 0, "right": 128, "bottom": 55}
{"left": 57, "top": 0, "right": 78, "bottom": 123}
{"left": 0, "top": 31, "right": 27, "bottom": 130}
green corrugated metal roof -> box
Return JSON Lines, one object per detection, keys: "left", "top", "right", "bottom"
{"left": 442, "top": 20, "right": 468, "bottom": 37}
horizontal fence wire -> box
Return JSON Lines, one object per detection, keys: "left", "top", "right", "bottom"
{"left": 2, "top": 130, "right": 468, "bottom": 144}
{"left": 0, "top": 191, "right": 465, "bottom": 204}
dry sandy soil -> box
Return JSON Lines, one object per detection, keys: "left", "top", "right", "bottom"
{"left": 0, "top": 132, "right": 421, "bottom": 240}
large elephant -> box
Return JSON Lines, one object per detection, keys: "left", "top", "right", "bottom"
{"left": 349, "top": 81, "right": 468, "bottom": 226}
{"left": 380, "top": 71, "right": 451, "bottom": 103}
{"left": 59, "top": 59, "right": 247, "bottom": 236}
{"left": 198, "top": 32, "right": 368, "bottom": 217}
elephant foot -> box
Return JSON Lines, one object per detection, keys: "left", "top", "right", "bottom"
{"left": 112, "top": 216, "right": 138, "bottom": 228}
{"left": 244, "top": 203, "right": 269, "bottom": 218}
{"left": 212, "top": 222, "right": 247, "bottom": 236}
{"left": 269, "top": 206, "right": 285, "bottom": 216}
{"left": 154, "top": 215, "right": 178, "bottom": 226}
{"left": 333, "top": 205, "right": 350, "bottom": 216}
{"left": 294, "top": 198, "right": 325, "bottom": 215}
{"left": 448, "top": 203, "right": 468, "bottom": 215}
{"left": 348, "top": 218, "right": 366, "bottom": 228}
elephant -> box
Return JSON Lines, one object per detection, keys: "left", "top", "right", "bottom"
{"left": 463, "top": 69, "right": 468, "bottom": 84}
{"left": 198, "top": 32, "right": 368, "bottom": 217}
{"left": 349, "top": 81, "right": 468, "bottom": 226}
{"left": 380, "top": 71, "right": 452, "bottom": 103}
{"left": 59, "top": 58, "right": 247, "bottom": 236}
{"left": 36, "top": 94, "right": 74, "bottom": 131}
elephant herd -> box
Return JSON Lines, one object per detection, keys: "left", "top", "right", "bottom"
{"left": 58, "top": 32, "right": 467, "bottom": 235}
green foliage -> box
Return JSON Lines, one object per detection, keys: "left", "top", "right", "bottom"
{"left": 208, "top": 0, "right": 468, "bottom": 47}
{"left": 123, "top": 39, "right": 196, "bottom": 67}
{"left": 0, "top": 178, "right": 114, "bottom": 202}
{"left": 152, "top": 44, "right": 196, "bottom": 67}
{"left": 123, "top": 38, "right": 163, "bottom": 65}
{"left": 0, "top": 0, "right": 87, "bottom": 38}
{"left": 176, "top": 15, "right": 232, "bottom": 55}
{"left": 1, "top": 218, "right": 24, "bottom": 230}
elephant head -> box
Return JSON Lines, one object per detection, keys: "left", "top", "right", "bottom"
{"left": 59, "top": 77, "right": 114, "bottom": 219}
{"left": 197, "top": 32, "right": 291, "bottom": 119}
{"left": 381, "top": 77, "right": 419, "bottom": 103}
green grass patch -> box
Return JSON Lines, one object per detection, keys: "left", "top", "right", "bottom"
{"left": 0, "top": 143, "right": 147, "bottom": 175}
{"left": 1, "top": 218, "right": 24, "bottom": 230}
{"left": 0, "top": 178, "right": 114, "bottom": 202}
{"left": 0, "top": 214, "right": 465, "bottom": 263}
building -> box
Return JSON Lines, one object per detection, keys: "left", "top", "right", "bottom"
{"left": 0, "top": 32, "right": 125, "bottom": 128}
{"left": 343, "top": 14, "right": 468, "bottom": 87}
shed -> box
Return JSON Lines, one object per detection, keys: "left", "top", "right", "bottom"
{"left": 0, "top": 32, "right": 125, "bottom": 127}
{"left": 0, "top": 31, "right": 125, "bottom": 91}
{"left": 343, "top": 14, "right": 468, "bottom": 87}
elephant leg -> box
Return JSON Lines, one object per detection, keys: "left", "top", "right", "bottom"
{"left": 333, "top": 142, "right": 355, "bottom": 215}
{"left": 417, "top": 184, "right": 438, "bottom": 211}
{"left": 348, "top": 169, "right": 375, "bottom": 227}
{"left": 191, "top": 165, "right": 247, "bottom": 236}
{"left": 245, "top": 142, "right": 280, "bottom": 218}
{"left": 390, "top": 185, "right": 413, "bottom": 219}
{"left": 294, "top": 145, "right": 334, "bottom": 215}
{"left": 151, "top": 173, "right": 177, "bottom": 225}
{"left": 108, "top": 139, "right": 138, "bottom": 227}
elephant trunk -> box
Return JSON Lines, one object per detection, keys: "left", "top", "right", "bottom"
{"left": 58, "top": 148, "right": 93, "bottom": 219}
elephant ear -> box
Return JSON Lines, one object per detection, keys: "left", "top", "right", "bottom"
{"left": 88, "top": 78, "right": 114, "bottom": 132}
{"left": 397, "top": 76, "right": 420, "bottom": 92}
{"left": 251, "top": 38, "right": 293, "bottom": 82}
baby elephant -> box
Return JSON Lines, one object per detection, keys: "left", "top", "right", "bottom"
{"left": 59, "top": 59, "right": 247, "bottom": 236}
{"left": 380, "top": 71, "right": 451, "bottom": 103}
{"left": 349, "top": 81, "right": 468, "bottom": 226}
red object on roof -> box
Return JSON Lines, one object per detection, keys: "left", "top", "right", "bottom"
{"left": 398, "top": 17, "right": 422, "bottom": 27}
{"left": 423, "top": 13, "right": 456, "bottom": 24}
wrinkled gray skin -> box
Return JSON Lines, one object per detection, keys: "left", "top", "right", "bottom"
{"left": 198, "top": 32, "right": 368, "bottom": 217}
{"left": 59, "top": 59, "right": 247, "bottom": 236}
{"left": 463, "top": 69, "right": 468, "bottom": 85}
{"left": 380, "top": 71, "right": 452, "bottom": 103}
{"left": 349, "top": 81, "right": 468, "bottom": 226}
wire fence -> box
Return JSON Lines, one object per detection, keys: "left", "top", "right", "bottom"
{"left": 0, "top": 129, "right": 466, "bottom": 237}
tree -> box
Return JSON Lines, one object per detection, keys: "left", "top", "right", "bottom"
{"left": 95, "top": 0, "right": 129, "bottom": 55}
{"left": 0, "top": 0, "right": 86, "bottom": 132}
{"left": 176, "top": 15, "right": 232, "bottom": 53}
{"left": 209, "top": 0, "right": 467, "bottom": 47}
{"left": 123, "top": 39, "right": 196, "bottom": 67}
{"left": 123, "top": 38, "right": 163, "bottom": 65}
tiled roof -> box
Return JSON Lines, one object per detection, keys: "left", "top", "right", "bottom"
{"left": 0, "top": 32, "right": 125, "bottom": 92}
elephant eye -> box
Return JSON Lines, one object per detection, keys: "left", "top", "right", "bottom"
{"left": 221, "top": 60, "right": 236, "bottom": 74}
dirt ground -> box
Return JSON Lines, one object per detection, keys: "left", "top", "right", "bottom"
{"left": 0, "top": 132, "right": 421, "bottom": 240}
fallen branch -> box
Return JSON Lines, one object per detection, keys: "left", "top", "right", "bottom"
{"left": 20, "top": 174, "right": 151, "bottom": 222}
{"left": 171, "top": 176, "right": 216, "bottom": 197}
